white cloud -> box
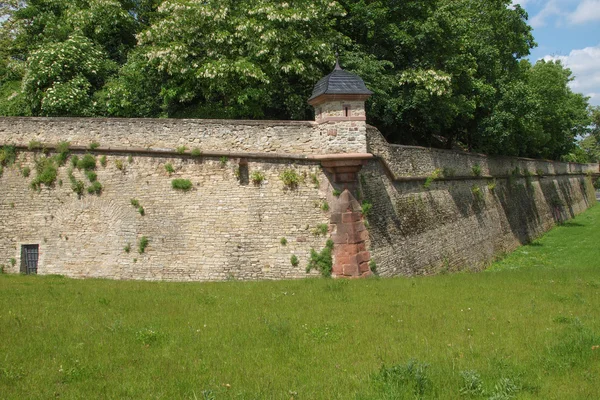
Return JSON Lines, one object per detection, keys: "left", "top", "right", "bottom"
{"left": 543, "top": 44, "right": 600, "bottom": 106}
{"left": 568, "top": 0, "right": 600, "bottom": 24}
{"left": 524, "top": 0, "right": 600, "bottom": 27}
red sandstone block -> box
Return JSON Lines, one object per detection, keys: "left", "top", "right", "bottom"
{"left": 328, "top": 129, "right": 337, "bottom": 136}
{"left": 332, "top": 263, "right": 344, "bottom": 275}
{"left": 331, "top": 233, "right": 347, "bottom": 244}
{"left": 330, "top": 213, "right": 342, "bottom": 224}
{"left": 343, "top": 263, "right": 359, "bottom": 276}
{"left": 296, "top": 237, "right": 307, "bottom": 243}
{"left": 353, "top": 221, "right": 366, "bottom": 232}
{"left": 342, "top": 212, "right": 355, "bottom": 224}
{"left": 359, "top": 261, "right": 370, "bottom": 273}
{"left": 357, "top": 251, "right": 370, "bottom": 264}
{"left": 336, "top": 256, "right": 350, "bottom": 265}
{"left": 358, "top": 242, "right": 366, "bottom": 252}
{"left": 359, "top": 230, "right": 369, "bottom": 241}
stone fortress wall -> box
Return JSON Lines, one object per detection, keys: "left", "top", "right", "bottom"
{"left": 0, "top": 116, "right": 597, "bottom": 281}
{"left": 1, "top": 63, "right": 598, "bottom": 280}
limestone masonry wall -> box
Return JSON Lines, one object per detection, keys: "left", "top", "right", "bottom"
{"left": 0, "top": 117, "right": 597, "bottom": 280}
{"left": 0, "top": 117, "right": 367, "bottom": 155}
{"left": 363, "top": 128, "right": 598, "bottom": 275}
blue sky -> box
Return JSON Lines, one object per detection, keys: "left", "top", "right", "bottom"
{"left": 514, "top": 0, "right": 600, "bottom": 106}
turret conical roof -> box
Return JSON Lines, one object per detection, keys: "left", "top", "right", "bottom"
{"left": 308, "top": 62, "right": 373, "bottom": 103}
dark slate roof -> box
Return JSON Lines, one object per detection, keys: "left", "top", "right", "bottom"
{"left": 308, "top": 62, "right": 373, "bottom": 101}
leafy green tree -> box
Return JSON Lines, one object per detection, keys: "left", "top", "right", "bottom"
{"left": 121, "top": 0, "right": 347, "bottom": 119}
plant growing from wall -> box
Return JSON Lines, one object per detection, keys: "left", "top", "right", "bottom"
{"left": 524, "top": 170, "right": 533, "bottom": 189}
{"left": 55, "top": 141, "right": 70, "bottom": 166}
{"left": 424, "top": 168, "right": 443, "bottom": 189}
{"left": 124, "top": 243, "right": 131, "bottom": 253}
{"left": 487, "top": 179, "right": 497, "bottom": 192}
{"left": 321, "top": 201, "right": 330, "bottom": 212}
{"left": 31, "top": 156, "right": 58, "bottom": 190}
{"left": 332, "top": 189, "right": 341, "bottom": 197}
{"left": 164, "top": 163, "right": 175, "bottom": 175}
{"left": 191, "top": 148, "right": 202, "bottom": 158}
{"left": 0, "top": 145, "right": 17, "bottom": 168}
{"left": 471, "top": 185, "right": 483, "bottom": 202}
{"left": 85, "top": 171, "right": 97, "bottom": 182}
{"left": 176, "top": 146, "right": 187, "bottom": 154}
{"left": 70, "top": 155, "right": 79, "bottom": 168}
{"left": 310, "top": 173, "right": 320, "bottom": 188}
{"left": 369, "top": 260, "right": 377, "bottom": 274}
{"left": 87, "top": 181, "right": 102, "bottom": 195}
{"left": 115, "top": 159, "right": 124, "bottom": 171}
{"left": 77, "top": 154, "right": 96, "bottom": 171}
{"left": 472, "top": 164, "right": 482, "bottom": 177}
{"left": 280, "top": 237, "right": 287, "bottom": 246}
{"left": 280, "top": 169, "right": 300, "bottom": 188}
{"left": 219, "top": 156, "right": 228, "bottom": 166}
{"left": 306, "top": 239, "right": 334, "bottom": 277}
{"left": 313, "top": 223, "right": 328, "bottom": 236}
{"left": 28, "top": 140, "right": 43, "bottom": 151}
{"left": 536, "top": 169, "right": 545, "bottom": 177}
{"left": 290, "top": 255, "right": 299, "bottom": 267}
{"left": 68, "top": 169, "right": 85, "bottom": 197}
{"left": 361, "top": 200, "right": 373, "bottom": 216}
{"left": 22, "top": 166, "right": 31, "bottom": 177}
{"left": 131, "top": 199, "right": 145, "bottom": 216}
{"left": 99, "top": 156, "right": 107, "bottom": 167}
{"left": 250, "top": 171, "right": 265, "bottom": 185}
{"left": 89, "top": 142, "right": 100, "bottom": 150}
{"left": 172, "top": 179, "right": 193, "bottom": 191}
{"left": 138, "top": 236, "right": 149, "bottom": 254}
{"left": 128, "top": 155, "right": 134, "bottom": 164}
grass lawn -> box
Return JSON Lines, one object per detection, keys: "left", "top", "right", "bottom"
{"left": 1, "top": 205, "right": 599, "bottom": 399}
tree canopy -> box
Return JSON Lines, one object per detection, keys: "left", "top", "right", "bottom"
{"left": 0, "top": 0, "right": 595, "bottom": 160}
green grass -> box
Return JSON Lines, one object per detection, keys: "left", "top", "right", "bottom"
{"left": 1, "top": 206, "right": 599, "bottom": 399}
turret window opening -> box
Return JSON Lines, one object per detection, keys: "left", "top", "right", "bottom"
{"left": 343, "top": 105, "right": 351, "bottom": 117}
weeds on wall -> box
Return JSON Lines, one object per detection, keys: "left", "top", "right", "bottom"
{"left": 99, "top": 155, "right": 107, "bottom": 167}
{"left": 124, "top": 243, "right": 131, "bottom": 253}
{"left": 176, "top": 146, "right": 187, "bottom": 154}
{"left": 536, "top": 168, "right": 545, "bottom": 177}
{"left": 30, "top": 156, "right": 58, "bottom": 190}
{"left": 138, "top": 236, "right": 149, "bottom": 254}
{"left": 250, "top": 171, "right": 265, "bottom": 185}
{"left": 68, "top": 168, "right": 85, "bottom": 197}
{"left": 55, "top": 141, "right": 70, "bottom": 166}
{"left": 423, "top": 168, "right": 443, "bottom": 189}
{"left": 332, "top": 189, "right": 341, "bottom": 197}
{"left": 164, "top": 163, "right": 175, "bottom": 175}
{"left": 131, "top": 199, "right": 145, "bottom": 216}
{"left": 127, "top": 155, "right": 133, "bottom": 163}
{"left": 21, "top": 166, "right": 30, "bottom": 177}
{"left": 0, "top": 145, "right": 17, "bottom": 176}
{"left": 219, "top": 156, "right": 228, "bottom": 166}
{"left": 191, "top": 148, "right": 202, "bottom": 158}
{"left": 361, "top": 200, "right": 373, "bottom": 216}
{"left": 487, "top": 179, "right": 497, "bottom": 192}
{"left": 306, "top": 239, "right": 334, "bottom": 277}
{"left": 280, "top": 169, "right": 299, "bottom": 188}
{"left": 290, "top": 255, "right": 299, "bottom": 267}
{"left": 309, "top": 173, "right": 319, "bottom": 188}
{"left": 28, "top": 140, "right": 43, "bottom": 151}
{"left": 280, "top": 237, "right": 287, "bottom": 246}
{"left": 369, "top": 260, "right": 377, "bottom": 274}
{"left": 115, "top": 159, "right": 124, "bottom": 171}
{"left": 89, "top": 142, "right": 100, "bottom": 150}
{"left": 312, "top": 223, "right": 328, "bottom": 236}
{"left": 472, "top": 164, "right": 482, "bottom": 177}
{"left": 77, "top": 154, "right": 96, "bottom": 171}
{"left": 172, "top": 179, "right": 193, "bottom": 191}
{"left": 471, "top": 185, "right": 483, "bottom": 202}
{"left": 321, "top": 201, "right": 330, "bottom": 212}
{"left": 87, "top": 181, "right": 102, "bottom": 195}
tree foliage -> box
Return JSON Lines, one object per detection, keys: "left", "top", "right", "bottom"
{"left": 0, "top": 0, "right": 594, "bottom": 160}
